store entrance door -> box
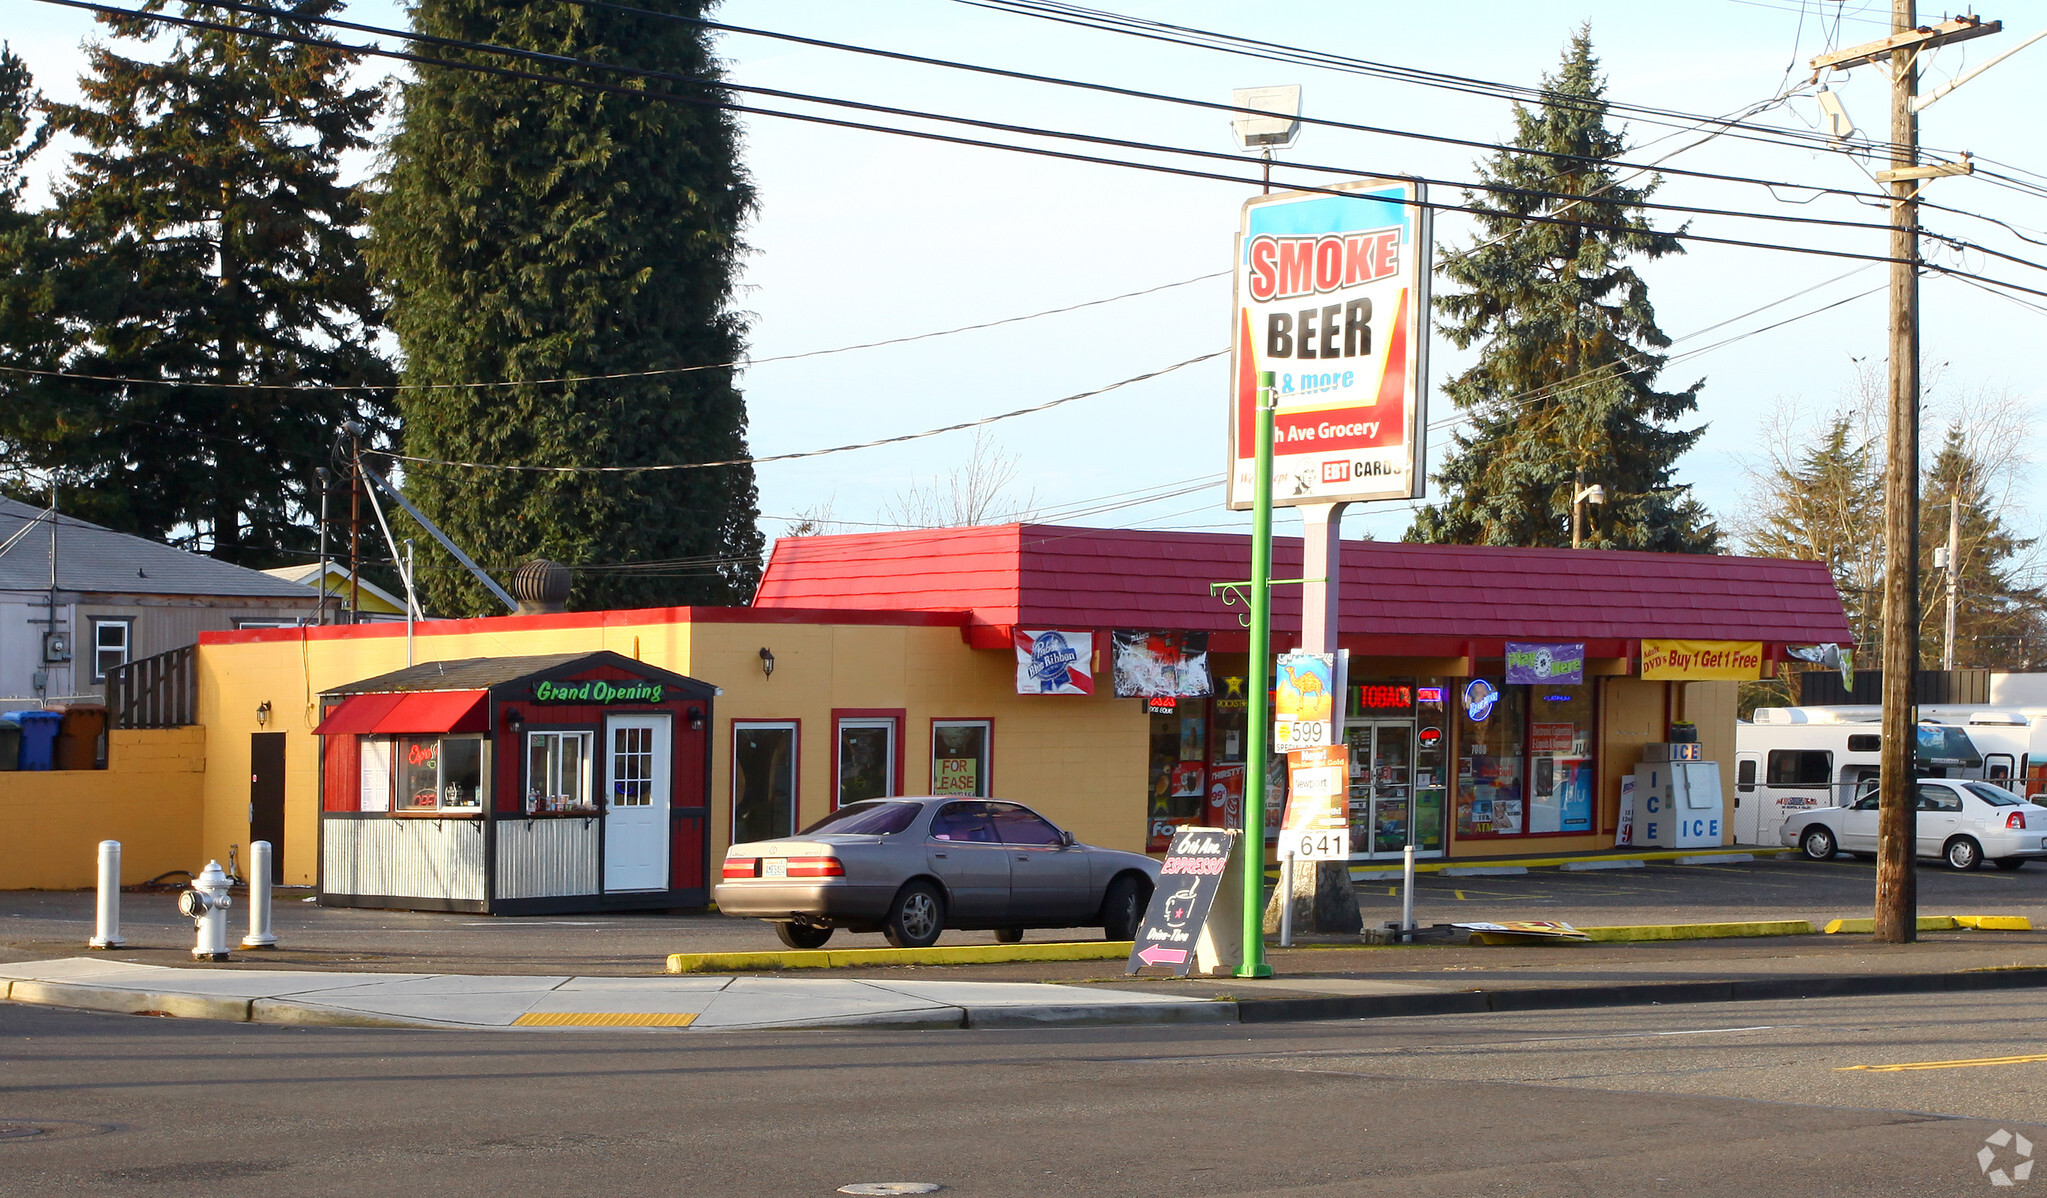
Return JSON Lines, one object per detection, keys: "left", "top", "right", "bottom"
{"left": 1344, "top": 721, "right": 1444, "bottom": 860}
{"left": 603, "top": 714, "right": 672, "bottom": 892}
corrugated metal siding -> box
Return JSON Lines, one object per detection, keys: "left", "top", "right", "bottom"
{"left": 78, "top": 602, "right": 322, "bottom": 662}
{"left": 494, "top": 818, "right": 600, "bottom": 899}
{"left": 321, "top": 817, "right": 485, "bottom": 900}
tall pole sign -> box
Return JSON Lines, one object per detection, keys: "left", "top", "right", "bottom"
{"left": 1228, "top": 178, "right": 1431, "bottom": 511}
{"left": 1227, "top": 178, "right": 1431, "bottom": 944}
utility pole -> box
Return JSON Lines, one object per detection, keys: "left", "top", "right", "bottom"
{"left": 1810, "top": 6, "right": 2001, "bottom": 944}
{"left": 347, "top": 427, "right": 362, "bottom": 626}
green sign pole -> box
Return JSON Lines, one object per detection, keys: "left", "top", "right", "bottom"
{"left": 1239, "top": 370, "right": 1276, "bottom": 979}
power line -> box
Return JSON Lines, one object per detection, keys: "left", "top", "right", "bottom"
{"left": 952, "top": 0, "right": 1964, "bottom": 161}
{"left": 40, "top": 0, "right": 2047, "bottom": 302}
{"left": 380, "top": 350, "right": 1222, "bottom": 474}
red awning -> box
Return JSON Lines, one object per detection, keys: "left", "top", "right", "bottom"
{"left": 315, "top": 691, "right": 489, "bottom": 736}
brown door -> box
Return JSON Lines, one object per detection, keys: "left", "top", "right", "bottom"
{"left": 250, "top": 732, "right": 286, "bottom": 884}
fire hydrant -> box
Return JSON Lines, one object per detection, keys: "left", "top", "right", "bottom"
{"left": 178, "top": 860, "right": 234, "bottom": 962}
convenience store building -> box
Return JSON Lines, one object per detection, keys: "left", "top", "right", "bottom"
{"left": 11, "top": 522, "right": 1850, "bottom": 905}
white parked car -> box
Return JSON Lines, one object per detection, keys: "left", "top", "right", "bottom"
{"left": 1781, "top": 778, "right": 2047, "bottom": 870}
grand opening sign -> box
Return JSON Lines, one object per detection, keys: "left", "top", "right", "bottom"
{"left": 1228, "top": 178, "right": 1431, "bottom": 508}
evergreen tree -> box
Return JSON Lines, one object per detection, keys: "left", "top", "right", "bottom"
{"left": 0, "top": 44, "right": 66, "bottom": 501}
{"left": 371, "top": 0, "right": 763, "bottom": 614}
{"left": 1919, "top": 425, "right": 2047, "bottom": 669}
{"left": 1408, "top": 28, "right": 1716, "bottom": 552}
{"left": 1742, "top": 415, "right": 1883, "bottom": 649}
{"left": 0, "top": 4, "right": 391, "bottom": 562}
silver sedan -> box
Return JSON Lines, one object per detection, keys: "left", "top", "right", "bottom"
{"left": 1780, "top": 778, "right": 2047, "bottom": 870}
{"left": 714, "top": 796, "right": 1160, "bottom": 949}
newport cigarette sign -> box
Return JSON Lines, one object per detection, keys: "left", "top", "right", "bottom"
{"left": 1228, "top": 177, "right": 1431, "bottom": 508}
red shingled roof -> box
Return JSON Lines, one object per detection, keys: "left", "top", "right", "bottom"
{"left": 754, "top": 523, "right": 1852, "bottom": 657}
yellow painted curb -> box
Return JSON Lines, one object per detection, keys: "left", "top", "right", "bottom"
{"left": 1954, "top": 915, "right": 2034, "bottom": 931}
{"left": 1824, "top": 916, "right": 1959, "bottom": 934}
{"left": 1578, "top": 920, "right": 1817, "bottom": 943}
{"left": 666, "top": 940, "right": 1134, "bottom": 974}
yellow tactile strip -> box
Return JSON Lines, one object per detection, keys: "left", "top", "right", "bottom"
{"left": 511, "top": 1012, "right": 698, "bottom": 1027}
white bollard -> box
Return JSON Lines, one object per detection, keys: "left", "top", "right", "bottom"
{"left": 1401, "top": 843, "right": 1416, "bottom": 935}
{"left": 89, "top": 840, "right": 125, "bottom": 949}
{"left": 241, "top": 841, "right": 277, "bottom": 949}
{"left": 179, "top": 859, "right": 234, "bottom": 961}
{"left": 1278, "top": 853, "right": 1294, "bottom": 947}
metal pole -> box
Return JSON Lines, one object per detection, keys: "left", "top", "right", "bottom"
{"left": 404, "top": 540, "right": 416, "bottom": 667}
{"left": 348, "top": 435, "right": 362, "bottom": 625}
{"left": 241, "top": 840, "right": 277, "bottom": 949}
{"left": 1875, "top": 0, "right": 1921, "bottom": 944}
{"left": 315, "top": 466, "right": 332, "bottom": 626}
{"left": 1943, "top": 496, "right": 1959, "bottom": 670}
{"left": 1239, "top": 370, "right": 1276, "bottom": 978}
{"left": 89, "top": 840, "right": 124, "bottom": 948}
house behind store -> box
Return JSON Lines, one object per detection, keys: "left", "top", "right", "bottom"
{"left": 0, "top": 497, "right": 324, "bottom": 711}
{"left": 0, "top": 523, "right": 1851, "bottom": 909}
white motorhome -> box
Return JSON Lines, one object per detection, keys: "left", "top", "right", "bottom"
{"left": 1733, "top": 712, "right": 1984, "bottom": 847}
{"left": 1751, "top": 704, "right": 2047, "bottom": 793}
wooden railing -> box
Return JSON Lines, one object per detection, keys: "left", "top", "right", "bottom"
{"left": 105, "top": 644, "right": 196, "bottom": 729}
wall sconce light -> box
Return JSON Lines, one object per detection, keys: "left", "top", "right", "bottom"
{"left": 255, "top": 701, "right": 272, "bottom": 727}
{"left": 758, "top": 647, "right": 775, "bottom": 679}
{"left": 505, "top": 707, "right": 524, "bottom": 733}
{"left": 686, "top": 704, "right": 706, "bottom": 732}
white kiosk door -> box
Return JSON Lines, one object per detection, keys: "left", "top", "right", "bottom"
{"left": 604, "top": 714, "right": 672, "bottom": 892}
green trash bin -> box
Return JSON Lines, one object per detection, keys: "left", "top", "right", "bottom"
{"left": 0, "top": 720, "right": 19, "bottom": 771}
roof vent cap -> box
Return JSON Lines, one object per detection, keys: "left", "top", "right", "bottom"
{"left": 511, "top": 559, "right": 572, "bottom": 615}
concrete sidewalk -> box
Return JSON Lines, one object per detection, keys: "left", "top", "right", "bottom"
{"left": 0, "top": 956, "right": 1230, "bottom": 1032}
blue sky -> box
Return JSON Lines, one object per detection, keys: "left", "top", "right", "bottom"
{"left": 7, "top": 0, "right": 2043, "bottom": 551}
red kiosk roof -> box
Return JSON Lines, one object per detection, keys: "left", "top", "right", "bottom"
{"left": 754, "top": 523, "right": 1852, "bottom": 655}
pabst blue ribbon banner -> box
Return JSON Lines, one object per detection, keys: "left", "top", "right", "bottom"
{"left": 1228, "top": 177, "right": 1431, "bottom": 508}
{"left": 1014, "top": 629, "right": 1095, "bottom": 695}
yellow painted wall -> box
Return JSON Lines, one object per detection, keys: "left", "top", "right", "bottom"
{"left": 0, "top": 728, "right": 205, "bottom": 889}
{"left": 194, "top": 614, "right": 1149, "bottom": 885}
{"left": 1683, "top": 680, "right": 1739, "bottom": 845}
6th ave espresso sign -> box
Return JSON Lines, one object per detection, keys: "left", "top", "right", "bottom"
{"left": 529, "top": 679, "right": 666, "bottom": 704}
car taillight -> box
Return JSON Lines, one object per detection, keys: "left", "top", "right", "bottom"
{"left": 721, "top": 857, "right": 757, "bottom": 879}
{"left": 2009, "top": 812, "right": 2027, "bottom": 830}
{"left": 784, "top": 856, "right": 845, "bottom": 878}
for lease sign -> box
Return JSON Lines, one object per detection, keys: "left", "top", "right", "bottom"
{"left": 1228, "top": 178, "right": 1431, "bottom": 509}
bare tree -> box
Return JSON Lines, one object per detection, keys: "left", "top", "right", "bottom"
{"left": 781, "top": 500, "right": 839, "bottom": 539}
{"left": 883, "top": 428, "right": 1039, "bottom": 528}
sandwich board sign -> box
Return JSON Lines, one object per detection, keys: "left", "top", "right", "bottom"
{"left": 1127, "top": 827, "right": 1239, "bottom": 977}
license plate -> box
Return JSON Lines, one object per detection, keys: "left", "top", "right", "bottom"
{"left": 761, "top": 858, "right": 788, "bottom": 879}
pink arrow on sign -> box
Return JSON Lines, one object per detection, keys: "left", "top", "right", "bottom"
{"left": 1136, "top": 944, "right": 1188, "bottom": 967}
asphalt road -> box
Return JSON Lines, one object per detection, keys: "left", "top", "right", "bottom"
{"left": 8, "top": 856, "right": 2047, "bottom": 974}
{"left": 5, "top": 990, "right": 2046, "bottom": 1196}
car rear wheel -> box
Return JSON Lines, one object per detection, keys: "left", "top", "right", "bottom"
{"left": 1101, "top": 875, "right": 1149, "bottom": 940}
{"left": 1800, "top": 826, "right": 1837, "bottom": 861}
{"left": 1946, "top": 837, "right": 1984, "bottom": 871}
{"left": 993, "top": 927, "right": 1024, "bottom": 944}
{"left": 1995, "top": 857, "right": 2028, "bottom": 871}
{"left": 774, "top": 921, "right": 833, "bottom": 950}
{"left": 884, "top": 881, "right": 945, "bottom": 949}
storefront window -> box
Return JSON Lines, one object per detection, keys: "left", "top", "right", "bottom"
{"left": 526, "top": 730, "right": 595, "bottom": 814}
{"left": 733, "top": 722, "right": 797, "bottom": 841}
{"left": 1527, "top": 686, "right": 1594, "bottom": 833}
{"left": 371, "top": 734, "right": 481, "bottom": 813}
{"left": 932, "top": 720, "right": 990, "bottom": 797}
{"left": 1455, "top": 679, "right": 1525, "bottom": 836}
{"left": 1148, "top": 698, "right": 1208, "bottom": 830}
{"left": 837, "top": 718, "right": 896, "bottom": 806}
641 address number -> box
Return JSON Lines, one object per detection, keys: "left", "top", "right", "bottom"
{"left": 1285, "top": 830, "right": 1350, "bottom": 861}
